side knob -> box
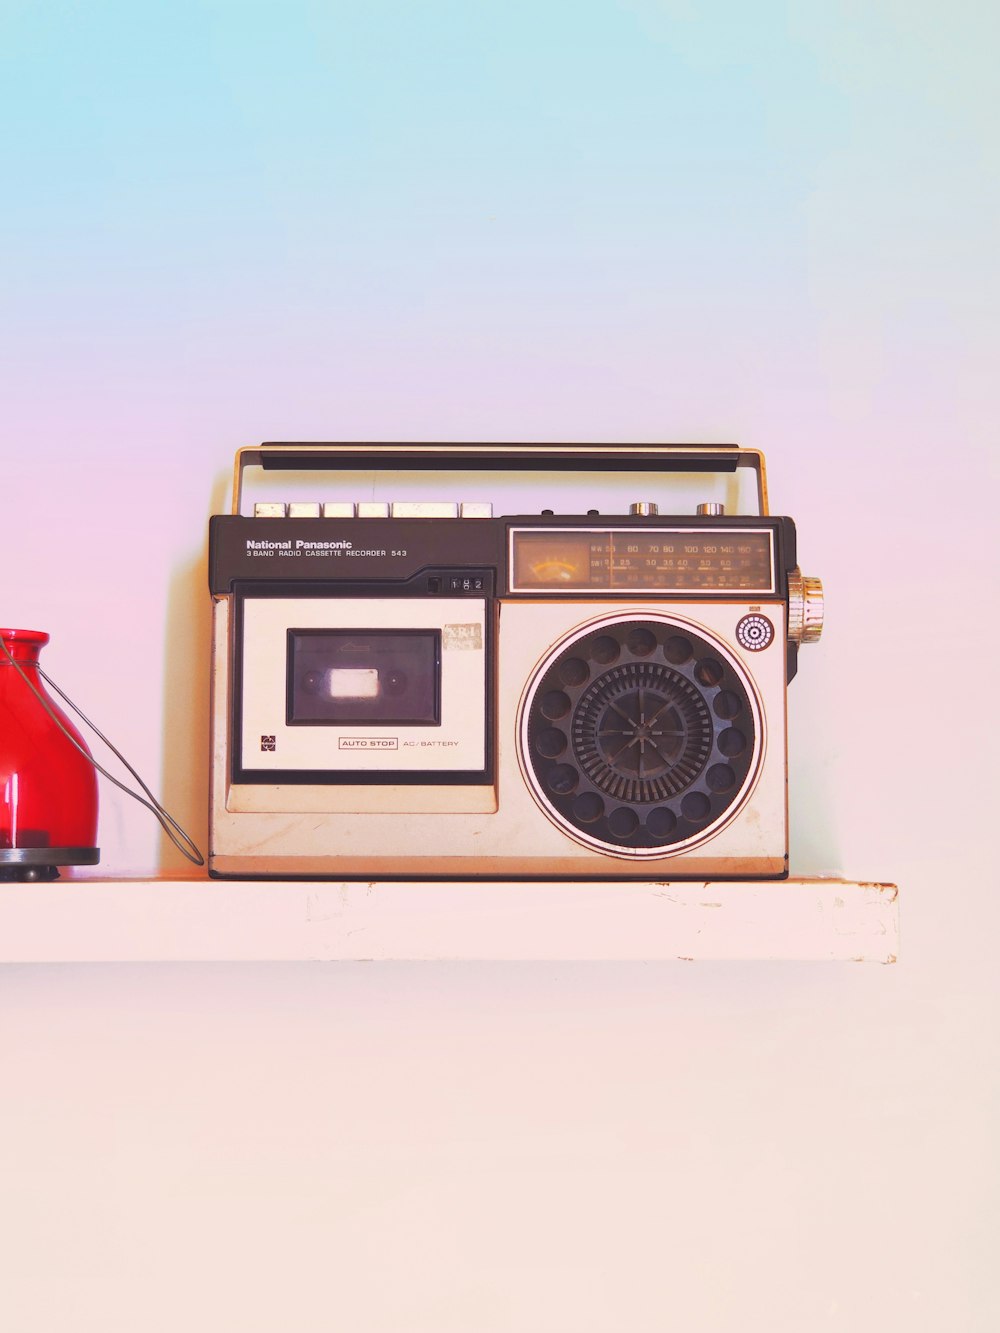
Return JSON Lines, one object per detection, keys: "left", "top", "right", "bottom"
{"left": 787, "top": 569, "right": 824, "bottom": 644}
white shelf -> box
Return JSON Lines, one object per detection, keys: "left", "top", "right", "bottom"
{"left": 0, "top": 876, "right": 897, "bottom": 962}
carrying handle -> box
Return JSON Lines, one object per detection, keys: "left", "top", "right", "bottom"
{"left": 232, "top": 442, "right": 769, "bottom": 516}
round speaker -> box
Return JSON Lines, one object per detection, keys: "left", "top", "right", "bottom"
{"left": 519, "top": 613, "right": 763, "bottom": 858}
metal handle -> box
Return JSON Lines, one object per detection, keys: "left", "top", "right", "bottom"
{"left": 232, "top": 442, "right": 769, "bottom": 515}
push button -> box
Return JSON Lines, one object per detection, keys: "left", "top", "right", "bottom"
{"left": 391, "top": 502, "right": 459, "bottom": 518}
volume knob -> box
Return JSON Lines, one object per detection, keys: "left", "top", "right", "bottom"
{"left": 787, "top": 569, "right": 824, "bottom": 644}
{"left": 629, "top": 502, "right": 659, "bottom": 516}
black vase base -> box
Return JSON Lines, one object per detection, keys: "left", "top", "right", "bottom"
{"left": 0, "top": 847, "right": 101, "bottom": 881}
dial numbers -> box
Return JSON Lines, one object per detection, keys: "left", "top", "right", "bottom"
{"left": 511, "top": 528, "right": 774, "bottom": 593}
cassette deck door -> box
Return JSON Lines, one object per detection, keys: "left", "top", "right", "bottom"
{"left": 234, "top": 594, "right": 491, "bottom": 786}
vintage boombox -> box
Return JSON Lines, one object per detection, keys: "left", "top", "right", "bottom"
{"left": 208, "top": 444, "right": 823, "bottom": 879}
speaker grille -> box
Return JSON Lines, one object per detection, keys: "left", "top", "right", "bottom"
{"left": 522, "top": 617, "right": 759, "bottom": 855}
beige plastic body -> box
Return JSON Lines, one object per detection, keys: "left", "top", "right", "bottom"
{"left": 209, "top": 596, "right": 789, "bottom": 879}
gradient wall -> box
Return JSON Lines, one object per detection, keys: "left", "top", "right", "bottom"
{"left": 2, "top": 2, "right": 998, "bottom": 1329}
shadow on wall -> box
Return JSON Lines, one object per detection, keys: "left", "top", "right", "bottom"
{"left": 158, "top": 467, "right": 231, "bottom": 875}
{"left": 786, "top": 645, "right": 839, "bottom": 877}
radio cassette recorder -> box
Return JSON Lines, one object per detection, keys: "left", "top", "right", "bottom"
{"left": 208, "top": 444, "right": 823, "bottom": 879}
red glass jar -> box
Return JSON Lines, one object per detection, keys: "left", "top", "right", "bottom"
{"left": 0, "top": 628, "right": 99, "bottom": 880}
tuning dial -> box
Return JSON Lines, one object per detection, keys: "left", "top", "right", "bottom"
{"left": 787, "top": 569, "right": 824, "bottom": 644}
{"left": 629, "top": 502, "right": 659, "bottom": 516}
{"left": 697, "top": 502, "right": 725, "bottom": 516}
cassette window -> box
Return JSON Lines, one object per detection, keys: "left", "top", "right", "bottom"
{"left": 286, "top": 628, "right": 441, "bottom": 726}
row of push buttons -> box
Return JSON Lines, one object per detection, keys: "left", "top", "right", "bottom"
{"left": 253, "top": 501, "right": 493, "bottom": 519}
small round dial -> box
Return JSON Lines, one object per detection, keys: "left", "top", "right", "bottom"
{"left": 736, "top": 614, "right": 774, "bottom": 652}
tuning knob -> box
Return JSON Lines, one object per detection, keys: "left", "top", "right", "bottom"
{"left": 629, "top": 502, "right": 658, "bottom": 516}
{"left": 787, "top": 569, "right": 824, "bottom": 644}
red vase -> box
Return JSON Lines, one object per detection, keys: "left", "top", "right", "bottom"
{"left": 0, "top": 628, "right": 100, "bottom": 880}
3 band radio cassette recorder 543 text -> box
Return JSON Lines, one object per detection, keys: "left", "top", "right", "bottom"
{"left": 208, "top": 444, "right": 823, "bottom": 879}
